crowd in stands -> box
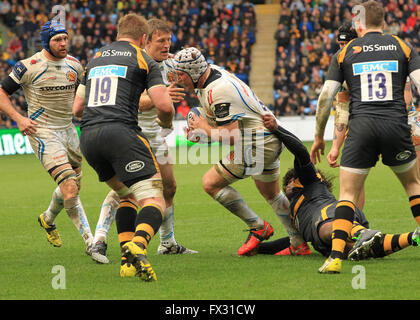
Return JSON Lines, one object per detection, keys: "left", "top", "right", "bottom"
{"left": 0, "top": 0, "right": 257, "bottom": 127}
{"left": 272, "top": 0, "right": 420, "bottom": 117}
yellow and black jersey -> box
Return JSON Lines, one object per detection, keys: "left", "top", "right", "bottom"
{"left": 80, "top": 40, "right": 165, "bottom": 128}
{"left": 270, "top": 125, "right": 336, "bottom": 230}
{"left": 271, "top": 125, "right": 369, "bottom": 252}
{"left": 326, "top": 32, "right": 420, "bottom": 122}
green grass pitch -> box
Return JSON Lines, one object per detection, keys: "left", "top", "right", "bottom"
{"left": 0, "top": 142, "right": 419, "bottom": 300}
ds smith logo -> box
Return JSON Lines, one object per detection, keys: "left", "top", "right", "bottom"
{"left": 353, "top": 46, "right": 362, "bottom": 54}
{"left": 361, "top": 44, "right": 397, "bottom": 52}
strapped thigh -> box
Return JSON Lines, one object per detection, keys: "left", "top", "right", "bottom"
{"left": 48, "top": 163, "right": 77, "bottom": 185}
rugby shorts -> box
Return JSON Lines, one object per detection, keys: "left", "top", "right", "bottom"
{"left": 341, "top": 116, "right": 416, "bottom": 168}
{"left": 215, "top": 134, "right": 282, "bottom": 182}
{"left": 304, "top": 203, "right": 369, "bottom": 257}
{"left": 80, "top": 123, "right": 159, "bottom": 184}
{"left": 28, "top": 124, "right": 82, "bottom": 172}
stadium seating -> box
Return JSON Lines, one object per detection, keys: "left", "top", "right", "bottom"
{"left": 0, "top": 0, "right": 257, "bottom": 128}
{"left": 272, "top": 0, "right": 420, "bottom": 117}
{"left": 0, "top": 0, "right": 419, "bottom": 126}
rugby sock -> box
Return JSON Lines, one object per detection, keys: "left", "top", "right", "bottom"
{"left": 350, "top": 221, "right": 367, "bottom": 239}
{"left": 132, "top": 205, "right": 163, "bottom": 249}
{"left": 409, "top": 195, "right": 420, "bottom": 226}
{"left": 44, "top": 186, "right": 64, "bottom": 225}
{"left": 268, "top": 192, "right": 304, "bottom": 248}
{"left": 94, "top": 190, "right": 119, "bottom": 243}
{"left": 64, "top": 196, "right": 93, "bottom": 244}
{"left": 258, "top": 237, "right": 291, "bottom": 255}
{"left": 331, "top": 200, "right": 355, "bottom": 259}
{"left": 115, "top": 199, "right": 137, "bottom": 247}
{"left": 159, "top": 205, "right": 176, "bottom": 244}
{"left": 370, "top": 232, "right": 416, "bottom": 258}
{"left": 214, "top": 186, "right": 264, "bottom": 229}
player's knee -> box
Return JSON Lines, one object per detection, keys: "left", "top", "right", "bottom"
{"left": 202, "top": 176, "right": 216, "bottom": 196}
{"left": 59, "top": 178, "right": 79, "bottom": 200}
{"left": 50, "top": 165, "right": 80, "bottom": 199}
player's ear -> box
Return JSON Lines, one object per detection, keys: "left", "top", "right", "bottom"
{"left": 139, "top": 34, "right": 147, "bottom": 48}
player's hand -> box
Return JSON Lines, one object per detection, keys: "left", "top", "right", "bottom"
{"left": 156, "top": 117, "right": 173, "bottom": 130}
{"left": 161, "top": 127, "right": 173, "bottom": 138}
{"left": 327, "top": 147, "right": 340, "bottom": 168}
{"left": 17, "top": 117, "right": 38, "bottom": 136}
{"left": 183, "top": 126, "right": 199, "bottom": 143}
{"left": 168, "top": 83, "right": 185, "bottom": 103}
{"left": 188, "top": 113, "right": 206, "bottom": 130}
{"left": 262, "top": 113, "right": 277, "bottom": 132}
{"left": 310, "top": 136, "right": 325, "bottom": 164}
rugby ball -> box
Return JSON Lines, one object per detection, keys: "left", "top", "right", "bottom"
{"left": 187, "top": 107, "right": 210, "bottom": 144}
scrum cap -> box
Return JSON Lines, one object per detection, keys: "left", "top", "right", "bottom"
{"left": 174, "top": 47, "right": 208, "bottom": 86}
{"left": 40, "top": 20, "right": 68, "bottom": 55}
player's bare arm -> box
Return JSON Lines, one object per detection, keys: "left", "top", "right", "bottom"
{"left": 188, "top": 112, "right": 239, "bottom": 145}
{"left": 148, "top": 85, "right": 174, "bottom": 128}
{"left": 310, "top": 80, "right": 341, "bottom": 164}
{"left": 139, "top": 83, "right": 185, "bottom": 112}
{"left": 0, "top": 87, "right": 37, "bottom": 135}
{"left": 73, "top": 84, "right": 85, "bottom": 118}
{"left": 139, "top": 91, "right": 154, "bottom": 112}
{"left": 410, "top": 69, "right": 420, "bottom": 94}
{"left": 327, "top": 92, "right": 350, "bottom": 168}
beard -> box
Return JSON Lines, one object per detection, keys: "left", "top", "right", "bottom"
{"left": 50, "top": 47, "right": 68, "bottom": 59}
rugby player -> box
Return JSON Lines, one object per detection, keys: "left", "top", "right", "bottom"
{"left": 257, "top": 114, "right": 420, "bottom": 260}
{"left": 318, "top": 23, "right": 417, "bottom": 212}
{"left": 0, "top": 20, "right": 94, "bottom": 254}
{"left": 312, "top": 0, "right": 420, "bottom": 273}
{"left": 139, "top": 19, "right": 197, "bottom": 255}
{"left": 174, "top": 47, "right": 306, "bottom": 256}
{"left": 311, "top": 22, "right": 366, "bottom": 210}
{"left": 74, "top": 14, "right": 174, "bottom": 281}
{"left": 91, "top": 19, "right": 197, "bottom": 261}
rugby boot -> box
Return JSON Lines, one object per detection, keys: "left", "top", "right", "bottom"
{"left": 318, "top": 257, "right": 342, "bottom": 274}
{"left": 91, "top": 241, "right": 110, "bottom": 264}
{"left": 121, "top": 241, "right": 157, "bottom": 281}
{"left": 275, "top": 242, "right": 312, "bottom": 256}
{"left": 348, "top": 229, "right": 383, "bottom": 261}
{"left": 238, "top": 221, "right": 274, "bottom": 256}
{"left": 412, "top": 226, "right": 420, "bottom": 247}
{"left": 120, "top": 258, "right": 137, "bottom": 277}
{"left": 38, "top": 213, "right": 62, "bottom": 247}
{"left": 157, "top": 241, "right": 198, "bottom": 255}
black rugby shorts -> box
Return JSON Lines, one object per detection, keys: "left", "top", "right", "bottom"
{"left": 341, "top": 116, "right": 416, "bottom": 169}
{"left": 80, "top": 123, "right": 158, "bottom": 185}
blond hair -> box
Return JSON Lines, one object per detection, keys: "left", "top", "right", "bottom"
{"left": 117, "top": 14, "right": 148, "bottom": 40}
{"left": 362, "top": 1, "right": 385, "bottom": 29}
{"left": 146, "top": 18, "right": 171, "bottom": 42}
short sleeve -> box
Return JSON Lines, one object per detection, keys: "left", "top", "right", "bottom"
{"left": 325, "top": 51, "right": 344, "bottom": 83}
